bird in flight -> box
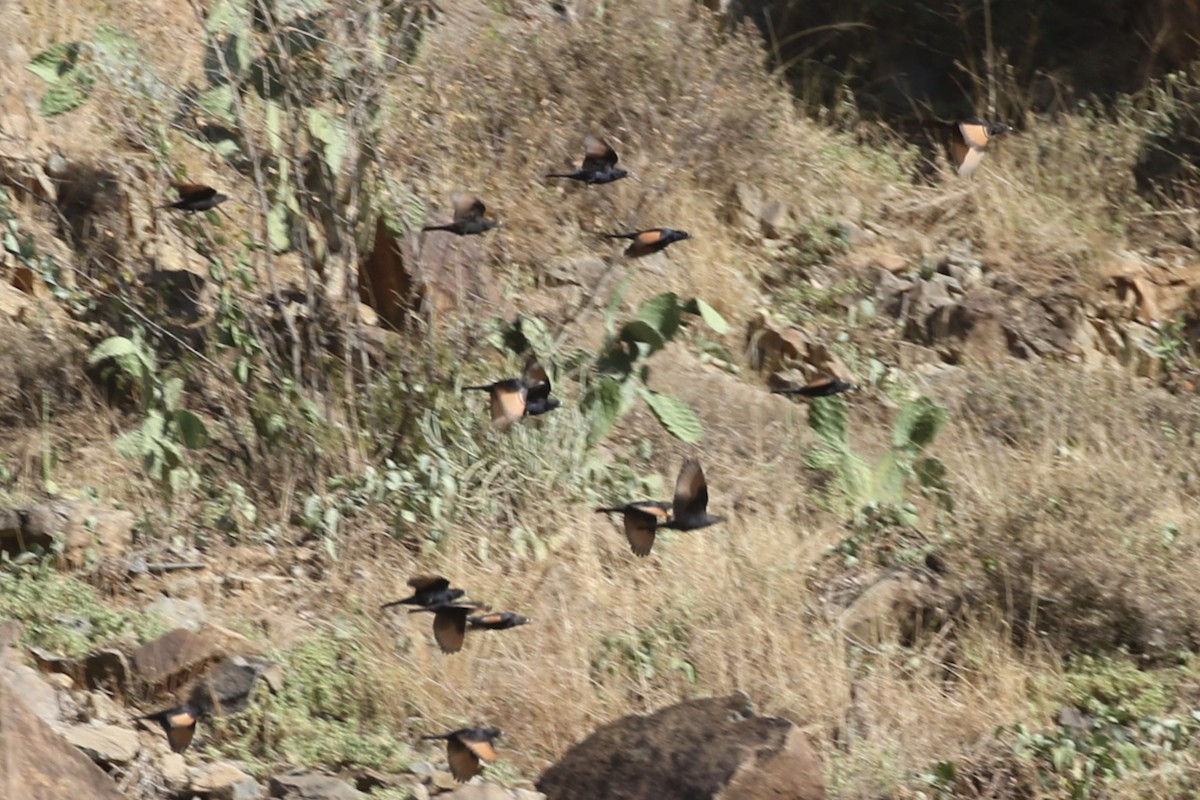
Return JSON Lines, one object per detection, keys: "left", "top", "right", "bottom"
{"left": 421, "top": 727, "right": 503, "bottom": 782}
{"left": 134, "top": 703, "right": 203, "bottom": 753}
{"left": 546, "top": 135, "right": 630, "bottom": 185}
{"left": 421, "top": 192, "right": 499, "bottom": 236}
{"left": 380, "top": 575, "right": 465, "bottom": 610}
{"left": 158, "top": 183, "right": 229, "bottom": 213}
{"left": 463, "top": 360, "right": 561, "bottom": 429}
{"left": 605, "top": 227, "right": 691, "bottom": 258}
{"left": 410, "top": 599, "right": 491, "bottom": 654}
{"left": 772, "top": 376, "right": 857, "bottom": 398}
{"left": 596, "top": 459, "right": 724, "bottom": 556}
{"left": 923, "top": 117, "right": 1013, "bottom": 178}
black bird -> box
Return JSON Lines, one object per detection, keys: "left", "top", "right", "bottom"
{"left": 546, "top": 135, "right": 629, "bottom": 185}
{"left": 664, "top": 458, "right": 725, "bottom": 532}
{"left": 380, "top": 575, "right": 465, "bottom": 610}
{"left": 421, "top": 192, "right": 499, "bottom": 236}
{"left": 410, "top": 599, "right": 491, "bottom": 654}
{"left": 772, "top": 376, "right": 857, "bottom": 398}
{"left": 463, "top": 361, "right": 561, "bottom": 429}
{"left": 421, "top": 727, "right": 502, "bottom": 782}
{"left": 134, "top": 703, "right": 202, "bottom": 753}
{"left": 605, "top": 228, "right": 691, "bottom": 258}
{"left": 158, "top": 183, "right": 229, "bottom": 213}
{"left": 594, "top": 500, "right": 672, "bottom": 557}
{"left": 596, "top": 459, "right": 724, "bottom": 556}
{"left": 467, "top": 611, "right": 532, "bottom": 631}
{"left": 923, "top": 118, "right": 1013, "bottom": 178}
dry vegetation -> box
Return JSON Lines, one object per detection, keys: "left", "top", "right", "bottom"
{"left": 2, "top": 0, "right": 1200, "bottom": 798}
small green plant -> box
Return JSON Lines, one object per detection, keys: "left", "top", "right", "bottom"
{"left": 582, "top": 290, "right": 729, "bottom": 444}
{"left": 212, "top": 620, "right": 413, "bottom": 772}
{"left": 806, "top": 394, "right": 952, "bottom": 520}
{"left": 590, "top": 619, "right": 697, "bottom": 691}
{"left": 88, "top": 330, "right": 210, "bottom": 495}
{"left": 25, "top": 25, "right": 143, "bottom": 117}
{"left": 0, "top": 560, "right": 165, "bottom": 657}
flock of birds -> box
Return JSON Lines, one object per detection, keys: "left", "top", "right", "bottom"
{"left": 136, "top": 117, "right": 1011, "bottom": 780}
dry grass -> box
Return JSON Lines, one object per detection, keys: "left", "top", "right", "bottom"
{"left": 5, "top": 0, "right": 1200, "bottom": 798}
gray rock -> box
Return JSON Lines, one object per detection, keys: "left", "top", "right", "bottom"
{"left": 132, "top": 627, "right": 226, "bottom": 695}
{"left": 192, "top": 762, "right": 263, "bottom": 799}
{"left": 0, "top": 501, "right": 133, "bottom": 567}
{"left": 4, "top": 658, "right": 63, "bottom": 728}
{"left": 0, "top": 650, "right": 127, "bottom": 800}
{"left": 65, "top": 723, "right": 140, "bottom": 764}
{"left": 269, "top": 771, "right": 365, "bottom": 800}
{"left": 159, "top": 752, "right": 189, "bottom": 789}
{"left": 147, "top": 594, "right": 207, "bottom": 631}
{"left": 537, "top": 693, "right": 826, "bottom": 800}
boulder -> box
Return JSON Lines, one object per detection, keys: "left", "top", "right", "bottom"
{"left": 536, "top": 693, "right": 826, "bottom": 800}
{"left": 0, "top": 649, "right": 127, "bottom": 800}
{"left": 64, "top": 723, "right": 141, "bottom": 764}
{"left": 192, "top": 761, "right": 262, "bottom": 799}
{"left": 132, "top": 627, "right": 226, "bottom": 696}
{"left": 269, "top": 771, "right": 365, "bottom": 800}
{"left": 0, "top": 500, "right": 134, "bottom": 567}
{"left": 187, "top": 655, "right": 280, "bottom": 714}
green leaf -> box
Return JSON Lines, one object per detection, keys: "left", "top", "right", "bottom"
{"left": 619, "top": 320, "right": 665, "bottom": 354}
{"left": 88, "top": 335, "right": 138, "bottom": 373}
{"left": 893, "top": 396, "right": 948, "bottom": 453}
{"left": 205, "top": 0, "right": 252, "bottom": 35}
{"left": 808, "top": 395, "right": 849, "bottom": 451}
{"left": 162, "top": 377, "right": 184, "bottom": 412}
{"left": 113, "top": 427, "right": 147, "bottom": 460}
{"left": 635, "top": 292, "right": 682, "bottom": 339}
{"left": 518, "top": 315, "right": 555, "bottom": 362}
{"left": 39, "top": 72, "right": 94, "bottom": 117}
{"left": 307, "top": 106, "right": 348, "bottom": 176}
{"left": 804, "top": 446, "right": 841, "bottom": 471}
{"left": 196, "top": 85, "right": 237, "bottom": 126}
{"left": 91, "top": 24, "right": 139, "bottom": 66}
{"left": 641, "top": 388, "right": 704, "bottom": 443}
{"left": 684, "top": 297, "right": 731, "bottom": 335}
{"left": 582, "top": 375, "right": 626, "bottom": 444}
{"left": 26, "top": 42, "right": 82, "bottom": 83}
{"left": 267, "top": 201, "right": 291, "bottom": 252}
{"left": 174, "top": 410, "right": 210, "bottom": 449}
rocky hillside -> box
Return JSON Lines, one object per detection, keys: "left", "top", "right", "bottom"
{"left": 2, "top": 1, "right": 1200, "bottom": 799}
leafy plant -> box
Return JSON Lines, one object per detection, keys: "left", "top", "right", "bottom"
{"left": 806, "top": 394, "right": 952, "bottom": 521}
{"left": 88, "top": 330, "right": 210, "bottom": 495}
{"left": 581, "top": 291, "right": 730, "bottom": 444}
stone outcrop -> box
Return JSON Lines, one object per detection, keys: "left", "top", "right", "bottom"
{"left": 536, "top": 693, "right": 825, "bottom": 800}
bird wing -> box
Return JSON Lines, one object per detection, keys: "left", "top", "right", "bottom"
{"left": 673, "top": 458, "right": 709, "bottom": 520}
{"left": 446, "top": 738, "right": 483, "bottom": 781}
{"left": 957, "top": 121, "right": 991, "bottom": 149}
{"left": 461, "top": 736, "right": 499, "bottom": 762}
{"left": 451, "top": 192, "right": 486, "bottom": 223}
{"left": 581, "top": 135, "right": 619, "bottom": 171}
{"left": 166, "top": 720, "right": 196, "bottom": 753}
{"left": 956, "top": 145, "right": 987, "bottom": 178}
{"left": 623, "top": 508, "right": 659, "bottom": 557}
{"left": 522, "top": 361, "right": 552, "bottom": 404}
{"left": 470, "top": 612, "right": 505, "bottom": 627}
{"left": 432, "top": 607, "right": 468, "bottom": 653}
{"left": 635, "top": 229, "right": 664, "bottom": 246}
{"left": 490, "top": 384, "right": 527, "bottom": 427}
{"left": 174, "top": 183, "right": 217, "bottom": 202}
{"left": 408, "top": 575, "right": 450, "bottom": 593}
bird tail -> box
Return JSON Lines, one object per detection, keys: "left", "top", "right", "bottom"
{"left": 379, "top": 596, "right": 414, "bottom": 610}
{"left": 420, "top": 733, "right": 450, "bottom": 741}
{"left": 461, "top": 384, "right": 492, "bottom": 392}
{"left": 545, "top": 172, "right": 576, "bottom": 179}
{"left": 604, "top": 232, "right": 636, "bottom": 240}
{"left": 594, "top": 507, "right": 621, "bottom": 514}
{"left": 421, "top": 224, "right": 454, "bottom": 232}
